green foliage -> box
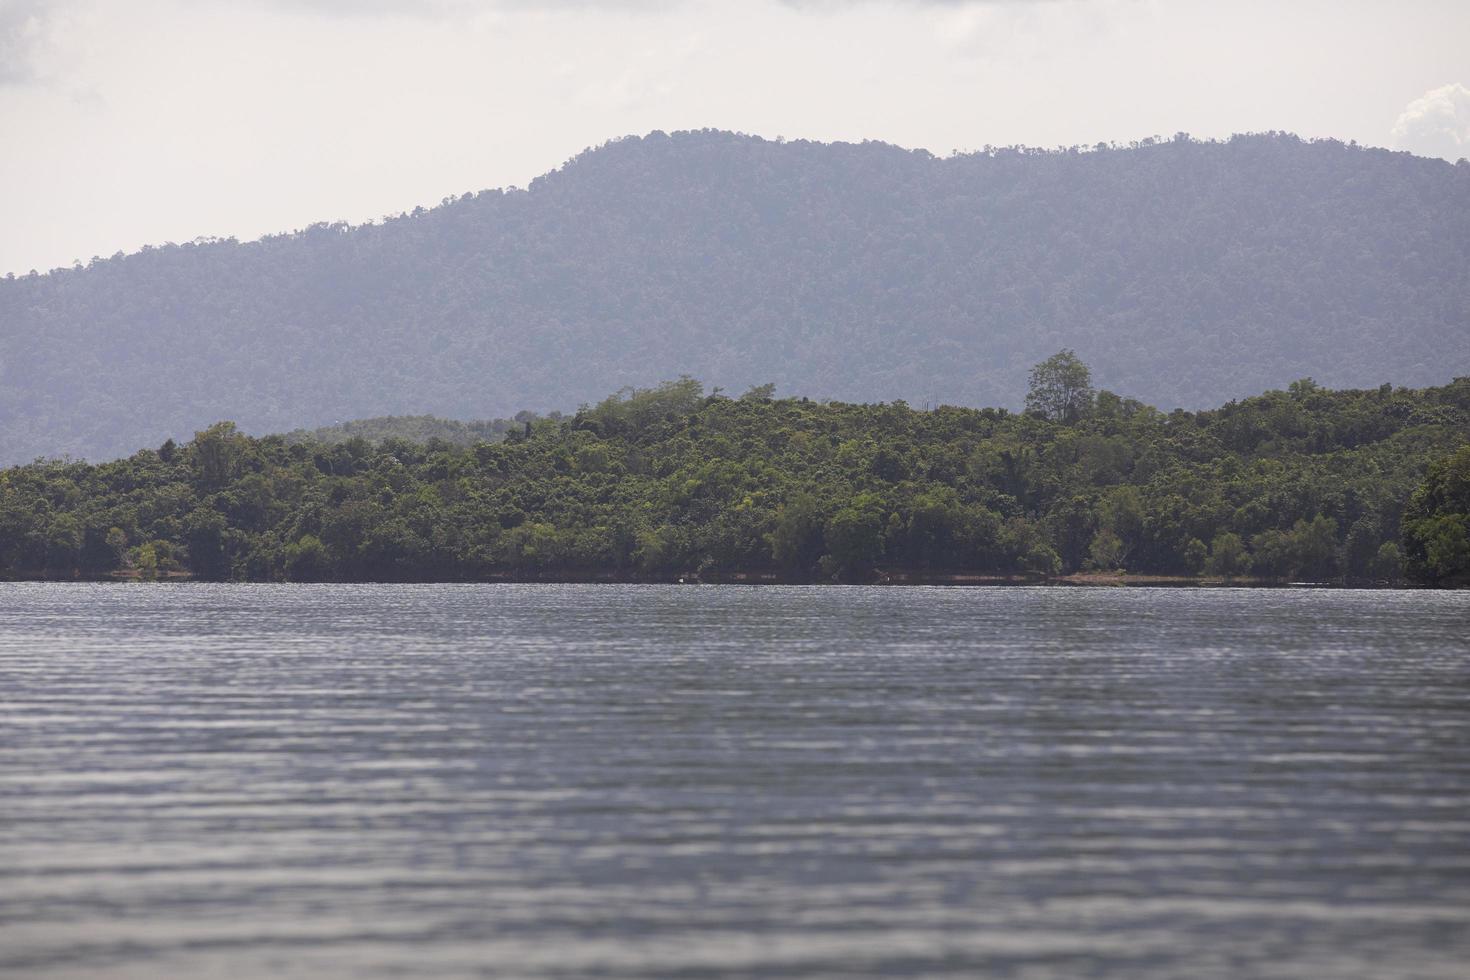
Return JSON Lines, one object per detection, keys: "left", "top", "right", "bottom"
{"left": 283, "top": 535, "right": 331, "bottom": 582}
{"left": 1088, "top": 529, "right": 1125, "bottom": 571}
{"left": 823, "top": 494, "right": 886, "bottom": 579}
{"left": 1249, "top": 528, "right": 1295, "bottom": 580}
{"left": 1343, "top": 516, "right": 1383, "bottom": 580}
{"left": 1403, "top": 445, "right": 1470, "bottom": 585}
{"left": 185, "top": 508, "right": 230, "bottom": 581}
{"left": 767, "top": 494, "right": 825, "bottom": 572}
{"left": 1001, "top": 518, "right": 1061, "bottom": 577}
{"left": 584, "top": 378, "right": 705, "bottom": 437}
{"left": 133, "top": 542, "right": 160, "bottom": 579}
{"left": 1407, "top": 517, "right": 1470, "bottom": 584}
{"left": 1026, "top": 350, "right": 1096, "bottom": 423}
{"left": 4, "top": 132, "right": 1469, "bottom": 465}
{"left": 1292, "top": 515, "right": 1341, "bottom": 582}
{"left": 191, "top": 422, "right": 249, "bottom": 490}
{"left": 0, "top": 377, "right": 1465, "bottom": 584}
{"left": 1205, "top": 533, "right": 1249, "bottom": 579}
{"left": 1371, "top": 542, "right": 1404, "bottom": 583}
{"left": 1182, "top": 538, "right": 1208, "bottom": 575}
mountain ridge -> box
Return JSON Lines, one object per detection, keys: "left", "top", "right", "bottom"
{"left": 2, "top": 129, "right": 1467, "bottom": 463}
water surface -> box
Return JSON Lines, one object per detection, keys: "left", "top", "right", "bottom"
{"left": 2, "top": 584, "right": 1468, "bottom": 978}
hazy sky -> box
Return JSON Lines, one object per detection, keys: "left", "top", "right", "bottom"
{"left": 1, "top": 0, "right": 1466, "bottom": 275}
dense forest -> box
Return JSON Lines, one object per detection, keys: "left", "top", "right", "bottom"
{"left": 2, "top": 365, "right": 1467, "bottom": 585}
{"left": 2, "top": 131, "right": 1467, "bottom": 464}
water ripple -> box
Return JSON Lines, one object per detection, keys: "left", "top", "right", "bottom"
{"left": 1, "top": 583, "right": 1467, "bottom": 978}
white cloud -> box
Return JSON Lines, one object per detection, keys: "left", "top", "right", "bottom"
{"left": 2, "top": 0, "right": 1468, "bottom": 275}
{"left": 0, "top": 0, "right": 100, "bottom": 90}
{"left": 241, "top": 0, "right": 683, "bottom": 17}
{"left": 269, "top": 0, "right": 1054, "bottom": 11}
{"left": 1391, "top": 82, "right": 1470, "bottom": 162}
{"left": 0, "top": 0, "right": 51, "bottom": 83}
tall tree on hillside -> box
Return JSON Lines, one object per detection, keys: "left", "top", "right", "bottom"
{"left": 1025, "top": 350, "right": 1096, "bottom": 423}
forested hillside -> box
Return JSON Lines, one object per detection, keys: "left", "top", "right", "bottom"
{"left": 2, "top": 375, "right": 1466, "bottom": 585}
{"left": 2, "top": 130, "right": 1467, "bottom": 464}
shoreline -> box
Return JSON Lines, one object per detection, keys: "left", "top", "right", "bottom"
{"left": 0, "top": 569, "right": 1419, "bottom": 588}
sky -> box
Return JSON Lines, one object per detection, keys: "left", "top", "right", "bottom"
{"left": 1, "top": 0, "right": 1466, "bottom": 276}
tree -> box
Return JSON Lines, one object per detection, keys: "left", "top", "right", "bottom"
{"left": 134, "top": 542, "right": 160, "bottom": 579}
{"left": 1250, "top": 528, "right": 1294, "bottom": 580}
{"left": 185, "top": 508, "right": 230, "bottom": 580}
{"left": 105, "top": 526, "right": 128, "bottom": 562}
{"left": 45, "top": 514, "right": 83, "bottom": 572}
{"left": 0, "top": 372, "right": 1464, "bottom": 587}
{"left": 1097, "top": 486, "right": 1144, "bottom": 560}
{"left": 1205, "top": 532, "right": 1248, "bottom": 579}
{"left": 1087, "top": 529, "right": 1125, "bottom": 570}
{"left": 1370, "top": 542, "right": 1404, "bottom": 584}
{"left": 1403, "top": 445, "right": 1470, "bottom": 585}
{"left": 284, "top": 534, "right": 331, "bottom": 581}
{"left": 1182, "top": 538, "right": 1208, "bottom": 575}
{"left": 1291, "top": 515, "right": 1340, "bottom": 582}
{"left": 1025, "top": 350, "right": 1096, "bottom": 423}
{"left": 767, "top": 495, "right": 826, "bottom": 571}
{"left": 1405, "top": 515, "right": 1470, "bottom": 585}
{"left": 191, "top": 422, "right": 248, "bottom": 490}
{"left": 1343, "top": 516, "right": 1383, "bottom": 580}
{"left": 1000, "top": 517, "right": 1061, "bottom": 576}
{"left": 823, "top": 494, "right": 886, "bottom": 578}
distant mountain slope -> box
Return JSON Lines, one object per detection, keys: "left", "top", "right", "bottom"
{"left": 280, "top": 414, "right": 537, "bottom": 449}
{"left": 1, "top": 130, "right": 1467, "bottom": 463}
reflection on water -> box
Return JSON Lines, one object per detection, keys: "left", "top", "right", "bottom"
{"left": 1, "top": 584, "right": 1468, "bottom": 978}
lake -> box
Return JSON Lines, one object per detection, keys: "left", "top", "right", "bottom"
{"left": 1, "top": 584, "right": 1468, "bottom": 978}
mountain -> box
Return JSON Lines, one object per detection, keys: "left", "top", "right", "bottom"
{"left": 1, "top": 130, "right": 1467, "bottom": 463}
{"left": 279, "top": 414, "right": 541, "bottom": 449}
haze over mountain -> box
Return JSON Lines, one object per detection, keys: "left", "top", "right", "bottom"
{"left": 1, "top": 129, "right": 1466, "bottom": 464}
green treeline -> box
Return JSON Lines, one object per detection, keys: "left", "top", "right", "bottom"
{"left": 2, "top": 371, "right": 1467, "bottom": 586}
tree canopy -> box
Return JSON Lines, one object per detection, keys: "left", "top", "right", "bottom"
{"left": 1, "top": 376, "right": 1465, "bottom": 586}
{"left": 1026, "top": 350, "right": 1096, "bottom": 423}
{"left": 1403, "top": 445, "right": 1470, "bottom": 585}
